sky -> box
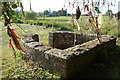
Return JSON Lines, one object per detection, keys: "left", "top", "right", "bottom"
{"left": 22, "top": 0, "right": 120, "bottom": 14}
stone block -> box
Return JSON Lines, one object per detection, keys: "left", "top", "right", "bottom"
{"left": 49, "top": 31, "right": 96, "bottom": 49}
{"left": 49, "top": 31, "right": 75, "bottom": 49}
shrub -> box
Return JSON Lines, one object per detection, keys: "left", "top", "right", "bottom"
{"left": 37, "top": 22, "right": 43, "bottom": 26}
{"left": 25, "top": 11, "right": 37, "bottom": 20}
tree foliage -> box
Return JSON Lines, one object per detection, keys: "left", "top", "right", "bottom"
{"left": 25, "top": 11, "right": 37, "bottom": 20}
{"left": 2, "top": 2, "right": 26, "bottom": 54}
{"left": 38, "top": 12, "right": 44, "bottom": 17}
{"left": 58, "top": 9, "right": 67, "bottom": 16}
{"left": 43, "top": 10, "right": 49, "bottom": 16}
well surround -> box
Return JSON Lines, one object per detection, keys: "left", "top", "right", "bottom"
{"left": 21, "top": 31, "right": 116, "bottom": 78}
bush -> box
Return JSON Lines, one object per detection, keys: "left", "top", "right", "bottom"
{"left": 25, "top": 11, "right": 37, "bottom": 20}
{"left": 37, "top": 22, "right": 43, "bottom": 26}
{"left": 45, "top": 23, "right": 52, "bottom": 28}
{"left": 17, "top": 20, "right": 23, "bottom": 24}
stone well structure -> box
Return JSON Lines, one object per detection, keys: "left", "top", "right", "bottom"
{"left": 21, "top": 31, "right": 116, "bottom": 78}
{"left": 49, "top": 31, "right": 96, "bottom": 49}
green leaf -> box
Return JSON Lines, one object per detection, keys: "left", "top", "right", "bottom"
{"left": 12, "top": 4, "right": 17, "bottom": 9}
{"left": 1, "top": 15, "right": 4, "bottom": 19}
{"left": 8, "top": 13, "right": 13, "bottom": 19}
{"left": 4, "top": 23, "right": 7, "bottom": 26}
{"left": 10, "top": 10, "right": 16, "bottom": 15}
{"left": 12, "top": 16, "right": 18, "bottom": 22}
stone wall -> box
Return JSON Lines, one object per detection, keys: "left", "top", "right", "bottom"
{"left": 21, "top": 32, "right": 116, "bottom": 79}
{"left": 49, "top": 31, "right": 96, "bottom": 49}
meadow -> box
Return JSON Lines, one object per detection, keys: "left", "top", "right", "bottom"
{"left": 0, "top": 16, "right": 120, "bottom": 79}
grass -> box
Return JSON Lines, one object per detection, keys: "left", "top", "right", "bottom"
{"left": 1, "top": 16, "right": 120, "bottom": 79}
{"left": 38, "top": 16, "right": 71, "bottom": 20}
{"left": 1, "top": 23, "right": 60, "bottom": 79}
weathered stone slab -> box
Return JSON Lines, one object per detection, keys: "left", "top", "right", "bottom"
{"left": 49, "top": 31, "right": 75, "bottom": 49}
{"left": 21, "top": 32, "right": 116, "bottom": 79}
{"left": 49, "top": 31, "right": 96, "bottom": 49}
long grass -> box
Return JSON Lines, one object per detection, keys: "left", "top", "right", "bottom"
{"left": 38, "top": 16, "right": 71, "bottom": 20}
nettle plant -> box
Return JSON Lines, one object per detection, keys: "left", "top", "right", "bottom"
{"left": 2, "top": 2, "right": 26, "bottom": 56}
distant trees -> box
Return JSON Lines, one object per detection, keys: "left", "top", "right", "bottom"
{"left": 25, "top": 11, "right": 37, "bottom": 20}
{"left": 43, "top": 9, "right": 67, "bottom": 17}
{"left": 43, "top": 10, "right": 49, "bottom": 16}
{"left": 38, "top": 12, "right": 44, "bottom": 17}
{"left": 53, "top": 11, "right": 58, "bottom": 16}
{"left": 22, "top": 9, "right": 67, "bottom": 20}
{"left": 58, "top": 9, "right": 67, "bottom": 16}
{"left": 13, "top": 9, "right": 68, "bottom": 20}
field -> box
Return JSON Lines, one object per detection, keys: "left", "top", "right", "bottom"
{"left": 0, "top": 16, "right": 120, "bottom": 79}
